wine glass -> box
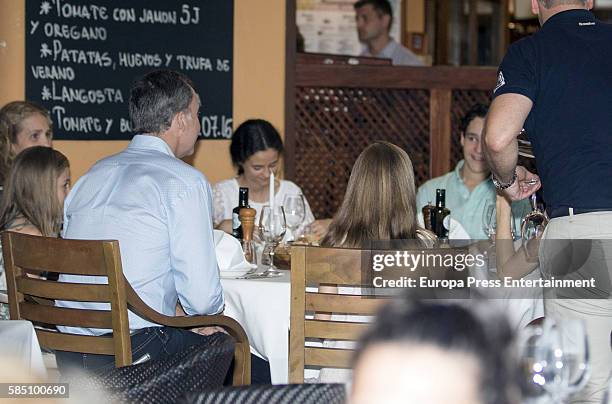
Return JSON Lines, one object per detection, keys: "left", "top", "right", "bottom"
{"left": 482, "top": 202, "right": 496, "bottom": 270}
{"left": 483, "top": 202, "right": 496, "bottom": 241}
{"left": 518, "top": 325, "right": 548, "bottom": 400}
{"left": 282, "top": 194, "right": 305, "bottom": 242}
{"left": 519, "top": 318, "right": 590, "bottom": 403}
{"left": 521, "top": 194, "right": 549, "bottom": 257}
{"left": 259, "top": 205, "right": 287, "bottom": 275}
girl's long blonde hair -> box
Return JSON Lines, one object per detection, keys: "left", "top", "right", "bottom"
{"left": 0, "top": 146, "right": 69, "bottom": 237}
{"left": 321, "top": 141, "right": 434, "bottom": 248}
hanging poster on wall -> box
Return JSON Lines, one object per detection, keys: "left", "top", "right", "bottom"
{"left": 297, "top": 0, "right": 402, "bottom": 56}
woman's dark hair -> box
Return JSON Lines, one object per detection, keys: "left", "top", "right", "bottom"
{"left": 230, "top": 119, "right": 284, "bottom": 175}
{"left": 354, "top": 298, "right": 519, "bottom": 404}
{"left": 460, "top": 103, "right": 489, "bottom": 133}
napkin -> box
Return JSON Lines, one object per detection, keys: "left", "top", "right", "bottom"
{"left": 416, "top": 213, "right": 470, "bottom": 239}
{"left": 214, "top": 230, "right": 256, "bottom": 276}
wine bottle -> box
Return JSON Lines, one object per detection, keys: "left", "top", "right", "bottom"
{"left": 432, "top": 189, "right": 451, "bottom": 239}
{"left": 232, "top": 187, "right": 249, "bottom": 240}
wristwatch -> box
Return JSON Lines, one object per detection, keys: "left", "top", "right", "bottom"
{"left": 492, "top": 170, "right": 517, "bottom": 190}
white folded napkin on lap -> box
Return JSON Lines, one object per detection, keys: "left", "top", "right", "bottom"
{"left": 214, "top": 230, "right": 256, "bottom": 278}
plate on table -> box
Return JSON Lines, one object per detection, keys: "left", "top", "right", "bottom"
{"left": 219, "top": 262, "right": 257, "bottom": 279}
{"left": 220, "top": 269, "right": 255, "bottom": 279}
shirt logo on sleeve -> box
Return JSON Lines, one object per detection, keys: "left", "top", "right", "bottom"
{"left": 494, "top": 71, "right": 506, "bottom": 93}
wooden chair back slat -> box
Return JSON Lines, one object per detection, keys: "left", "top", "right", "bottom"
{"left": 35, "top": 329, "right": 116, "bottom": 355}
{"left": 6, "top": 234, "right": 110, "bottom": 276}
{"left": 16, "top": 277, "right": 111, "bottom": 302}
{"left": 304, "top": 319, "right": 370, "bottom": 340}
{"left": 304, "top": 292, "right": 388, "bottom": 314}
{"left": 304, "top": 347, "right": 354, "bottom": 368}
{"left": 20, "top": 302, "right": 113, "bottom": 329}
{"left": 303, "top": 248, "right": 366, "bottom": 284}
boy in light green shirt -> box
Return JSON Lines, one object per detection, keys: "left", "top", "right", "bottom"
{"left": 416, "top": 104, "right": 530, "bottom": 239}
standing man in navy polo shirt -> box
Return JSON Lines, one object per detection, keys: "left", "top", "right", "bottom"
{"left": 482, "top": 0, "right": 612, "bottom": 402}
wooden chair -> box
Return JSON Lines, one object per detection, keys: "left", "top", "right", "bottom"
{"left": 288, "top": 244, "right": 469, "bottom": 383}
{"left": 1, "top": 231, "right": 251, "bottom": 385}
{"left": 288, "top": 246, "right": 391, "bottom": 383}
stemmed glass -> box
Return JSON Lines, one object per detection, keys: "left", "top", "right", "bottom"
{"left": 483, "top": 202, "right": 496, "bottom": 241}
{"left": 519, "top": 318, "right": 590, "bottom": 403}
{"left": 259, "top": 205, "right": 287, "bottom": 275}
{"left": 521, "top": 194, "right": 549, "bottom": 257}
{"left": 482, "top": 202, "right": 496, "bottom": 270}
{"left": 283, "top": 194, "right": 305, "bottom": 242}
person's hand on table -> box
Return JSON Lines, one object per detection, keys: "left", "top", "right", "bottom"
{"left": 310, "top": 219, "right": 332, "bottom": 239}
{"left": 215, "top": 219, "right": 233, "bottom": 234}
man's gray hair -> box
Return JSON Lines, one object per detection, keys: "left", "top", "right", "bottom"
{"left": 129, "top": 70, "right": 195, "bottom": 134}
{"left": 538, "top": 0, "right": 588, "bottom": 8}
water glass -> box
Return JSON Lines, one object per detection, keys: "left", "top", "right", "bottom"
{"left": 259, "top": 205, "right": 287, "bottom": 275}
{"left": 519, "top": 318, "right": 590, "bottom": 403}
{"left": 283, "top": 194, "right": 305, "bottom": 242}
{"left": 483, "top": 202, "right": 496, "bottom": 241}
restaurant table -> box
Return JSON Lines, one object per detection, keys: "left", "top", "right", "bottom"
{"left": 220, "top": 263, "right": 544, "bottom": 385}
{"left": 0, "top": 320, "right": 47, "bottom": 378}
{"left": 220, "top": 270, "right": 291, "bottom": 384}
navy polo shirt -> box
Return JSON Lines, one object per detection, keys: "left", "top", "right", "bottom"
{"left": 493, "top": 9, "right": 612, "bottom": 210}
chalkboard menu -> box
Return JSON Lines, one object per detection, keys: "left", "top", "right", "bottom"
{"left": 26, "top": 0, "right": 233, "bottom": 140}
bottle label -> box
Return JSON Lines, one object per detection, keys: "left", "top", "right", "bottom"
{"left": 232, "top": 213, "right": 241, "bottom": 232}
{"left": 443, "top": 215, "right": 451, "bottom": 231}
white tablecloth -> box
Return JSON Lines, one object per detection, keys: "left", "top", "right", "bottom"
{"left": 220, "top": 271, "right": 291, "bottom": 384}
{"left": 0, "top": 320, "right": 47, "bottom": 378}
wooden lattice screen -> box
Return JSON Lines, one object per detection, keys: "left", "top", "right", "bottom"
{"left": 294, "top": 87, "right": 430, "bottom": 217}
{"left": 290, "top": 65, "right": 499, "bottom": 219}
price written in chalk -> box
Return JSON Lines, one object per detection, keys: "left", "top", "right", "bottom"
{"left": 116, "top": 115, "right": 233, "bottom": 139}
{"left": 201, "top": 115, "right": 232, "bottom": 139}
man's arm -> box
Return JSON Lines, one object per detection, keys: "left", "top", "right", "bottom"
{"left": 169, "top": 181, "right": 224, "bottom": 315}
{"left": 483, "top": 93, "right": 531, "bottom": 181}
{"left": 483, "top": 93, "right": 540, "bottom": 200}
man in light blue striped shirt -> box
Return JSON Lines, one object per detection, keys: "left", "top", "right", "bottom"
{"left": 55, "top": 70, "right": 224, "bottom": 373}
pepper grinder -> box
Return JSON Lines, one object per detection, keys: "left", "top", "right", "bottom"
{"left": 239, "top": 207, "right": 257, "bottom": 265}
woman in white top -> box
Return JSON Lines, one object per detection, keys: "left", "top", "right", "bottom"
{"left": 213, "top": 119, "right": 328, "bottom": 238}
